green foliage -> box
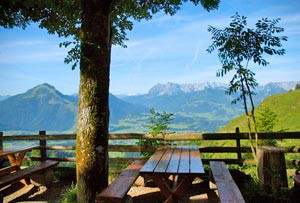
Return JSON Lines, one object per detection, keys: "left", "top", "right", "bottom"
{"left": 147, "top": 108, "right": 174, "bottom": 137}
{"left": 137, "top": 108, "right": 174, "bottom": 157}
{"left": 295, "top": 84, "right": 300, "bottom": 90}
{"left": 257, "top": 106, "right": 278, "bottom": 132}
{"left": 243, "top": 178, "right": 290, "bottom": 202}
{"left": 208, "top": 13, "right": 287, "bottom": 160}
{"left": 257, "top": 106, "right": 278, "bottom": 146}
{"left": 207, "top": 13, "right": 287, "bottom": 105}
{"left": 220, "top": 90, "right": 300, "bottom": 132}
{"left": 59, "top": 183, "right": 77, "bottom": 203}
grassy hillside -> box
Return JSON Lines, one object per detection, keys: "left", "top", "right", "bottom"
{"left": 220, "top": 89, "right": 300, "bottom": 132}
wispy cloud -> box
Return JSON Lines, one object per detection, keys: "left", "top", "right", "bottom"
{"left": 0, "top": 39, "right": 67, "bottom": 64}
{"left": 0, "top": 40, "right": 48, "bottom": 49}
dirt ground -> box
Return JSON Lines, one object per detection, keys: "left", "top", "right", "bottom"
{"left": 2, "top": 169, "right": 300, "bottom": 203}
{"left": 2, "top": 175, "right": 217, "bottom": 203}
{"left": 1, "top": 169, "right": 76, "bottom": 203}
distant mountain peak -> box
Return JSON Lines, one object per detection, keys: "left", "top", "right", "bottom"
{"left": 148, "top": 82, "right": 182, "bottom": 96}
{"left": 148, "top": 82, "right": 227, "bottom": 96}
{"left": 19, "top": 83, "right": 70, "bottom": 102}
{"left": 262, "top": 81, "right": 300, "bottom": 91}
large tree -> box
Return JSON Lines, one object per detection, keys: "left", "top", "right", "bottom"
{"left": 0, "top": 1, "right": 219, "bottom": 202}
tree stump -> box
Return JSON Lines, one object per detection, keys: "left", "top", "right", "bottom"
{"left": 257, "top": 146, "right": 288, "bottom": 192}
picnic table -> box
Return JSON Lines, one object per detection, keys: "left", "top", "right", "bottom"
{"left": 0, "top": 146, "right": 59, "bottom": 189}
{"left": 140, "top": 145, "right": 205, "bottom": 203}
{"left": 0, "top": 146, "right": 39, "bottom": 180}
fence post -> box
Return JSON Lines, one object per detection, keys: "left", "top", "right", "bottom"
{"left": 39, "top": 131, "right": 47, "bottom": 161}
{"left": 0, "top": 132, "right": 3, "bottom": 150}
{"left": 236, "top": 127, "right": 243, "bottom": 166}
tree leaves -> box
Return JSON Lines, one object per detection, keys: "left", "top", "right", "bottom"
{"left": 207, "top": 13, "right": 287, "bottom": 160}
{"left": 207, "top": 13, "right": 287, "bottom": 103}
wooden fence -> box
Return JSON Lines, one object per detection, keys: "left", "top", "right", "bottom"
{"left": 0, "top": 129, "right": 300, "bottom": 173}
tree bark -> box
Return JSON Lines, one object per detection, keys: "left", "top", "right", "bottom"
{"left": 257, "top": 146, "right": 288, "bottom": 192}
{"left": 76, "top": 1, "right": 112, "bottom": 202}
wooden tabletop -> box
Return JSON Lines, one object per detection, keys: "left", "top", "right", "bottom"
{"left": 140, "top": 145, "right": 204, "bottom": 175}
{"left": 0, "top": 146, "right": 39, "bottom": 158}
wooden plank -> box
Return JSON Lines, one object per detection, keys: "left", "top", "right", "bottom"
{"left": 178, "top": 146, "right": 189, "bottom": 174}
{"left": 0, "top": 160, "right": 59, "bottom": 188}
{"left": 154, "top": 148, "right": 174, "bottom": 173}
{"left": 0, "top": 165, "right": 18, "bottom": 176}
{"left": 199, "top": 146, "right": 251, "bottom": 153}
{"left": 140, "top": 148, "right": 165, "bottom": 173}
{"left": 96, "top": 160, "right": 145, "bottom": 203}
{"left": 1, "top": 132, "right": 300, "bottom": 141}
{"left": 109, "top": 145, "right": 156, "bottom": 153}
{"left": 189, "top": 146, "right": 204, "bottom": 174}
{"left": 210, "top": 161, "right": 245, "bottom": 203}
{"left": 0, "top": 146, "right": 38, "bottom": 158}
{"left": 166, "top": 147, "right": 181, "bottom": 174}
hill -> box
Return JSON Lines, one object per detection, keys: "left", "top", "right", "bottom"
{"left": 0, "top": 95, "right": 10, "bottom": 102}
{"left": 0, "top": 83, "right": 77, "bottom": 132}
{"left": 220, "top": 89, "right": 300, "bottom": 132}
{"left": 0, "top": 84, "right": 148, "bottom": 132}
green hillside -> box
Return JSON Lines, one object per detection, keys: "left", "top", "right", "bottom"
{"left": 220, "top": 89, "right": 300, "bottom": 132}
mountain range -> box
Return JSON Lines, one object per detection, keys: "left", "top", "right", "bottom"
{"left": 0, "top": 84, "right": 147, "bottom": 132}
{"left": 0, "top": 81, "right": 299, "bottom": 133}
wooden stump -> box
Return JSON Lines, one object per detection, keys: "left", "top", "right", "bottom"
{"left": 257, "top": 146, "right": 288, "bottom": 192}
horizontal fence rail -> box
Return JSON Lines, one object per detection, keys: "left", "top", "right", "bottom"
{"left": 0, "top": 130, "right": 299, "bottom": 173}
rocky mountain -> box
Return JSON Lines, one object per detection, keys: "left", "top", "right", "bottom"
{"left": 147, "top": 82, "right": 226, "bottom": 97}
{"left": 0, "top": 83, "right": 147, "bottom": 132}
{"left": 145, "top": 81, "right": 299, "bottom": 98}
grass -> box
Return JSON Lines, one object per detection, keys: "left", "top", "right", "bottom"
{"left": 220, "top": 89, "right": 300, "bottom": 132}
{"left": 59, "top": 183, "right": 77, "bottom": 203}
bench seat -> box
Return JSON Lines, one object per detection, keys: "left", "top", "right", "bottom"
{"left": 0, "top": 160, "right": 59, "bottom": 188}
{"left": 96, "top": 160, "right": 146, "bottom": 203}
{"left": 210, "top": 161, "right": 245, "bottom": 203}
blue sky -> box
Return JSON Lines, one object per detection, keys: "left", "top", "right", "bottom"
{"left": 0, "top": 0, "right": 299, "bottom": 96}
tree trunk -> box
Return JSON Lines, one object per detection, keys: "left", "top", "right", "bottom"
{"left": 76, "top": 1, "right": 112, "bottom": 202}
{"left": 257, "top": 146, "right": 288, "bottom": 192}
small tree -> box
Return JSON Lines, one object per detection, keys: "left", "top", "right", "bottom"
{"left": 257, "top": 106, "right": 278, "bottom": 146}
{"left": 257, "top": 106, "right": 277, "bottom": 133}
{"left": 207, "top": 13, "right": 287, "bottom": 161}
{"left": 137, "top": 108, "right": 174, "bottom": 157}
{"left": 295, "top": 84, "right": 300, "bottom": 90}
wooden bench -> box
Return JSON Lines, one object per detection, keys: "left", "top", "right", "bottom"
{"left": 209, "top": 161, "right": 245, "bottom": 203}
{"left": 0, "top": 160, "right": 59, "bottom": 188}
{"left": 96, "top": 160, "right": 146, "bottom": 203}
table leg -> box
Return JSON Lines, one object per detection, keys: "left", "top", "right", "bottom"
{"left": 151, "top": 174, "right": 196, "bottom": 203}
{"left": 172, "top": 175, "right": 193, "bottom": 199}
{"left": 7, "top": 152, "right": 31, "bottom": 185}
{"left": 151, "top": 175, "right": 172, "bottom": 199}
{"left": 7, "top": 151, "right": 27, "bottom": 168}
